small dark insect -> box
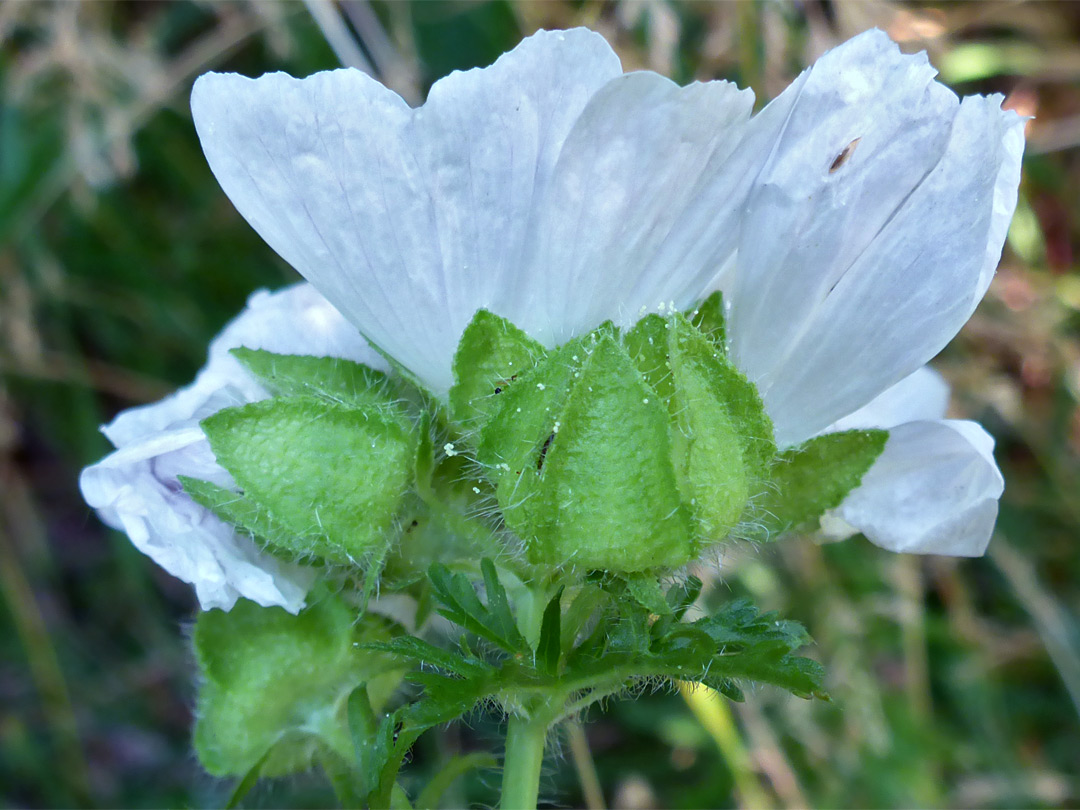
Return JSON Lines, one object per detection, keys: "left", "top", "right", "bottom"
{"left": 829, "top": 137, "right": 861, "bottom": 173}
{"left": 494, "top": 386, "right": 502, "bottom": 394}
{"left": 537, "top": 432, "right": 555, "bottom": 471}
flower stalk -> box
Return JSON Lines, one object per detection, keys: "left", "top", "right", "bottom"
{"left": 500, "top": 709, "right": 550, "bottom": 810}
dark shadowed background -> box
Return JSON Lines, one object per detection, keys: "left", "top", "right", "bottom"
{"left": 1, "top": 1, "right": 1078, "bottom": 807}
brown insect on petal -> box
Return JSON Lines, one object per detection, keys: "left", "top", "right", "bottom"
{"left": 829, "top": 137, "right": 862, "bottom": 173}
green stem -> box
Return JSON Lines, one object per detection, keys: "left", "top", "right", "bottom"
{"left": 500, "top": 711, "right": 548, "bottom": 810}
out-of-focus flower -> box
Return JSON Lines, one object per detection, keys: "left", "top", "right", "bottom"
{"left": 161, "top": 27, "right": 1021, "bottom": 566}
{"left": 80, "top": 284, "right": 384, "bottom": 612}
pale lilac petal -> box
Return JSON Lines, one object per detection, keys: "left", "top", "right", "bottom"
{"left": 80, "top": 283, "right": 380, "bottom": 612}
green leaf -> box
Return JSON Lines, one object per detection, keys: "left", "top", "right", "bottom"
{"left": 230, "top": 348, "right": 394, "bottom": 409}
{"left": 200, "top": 396, "right": 415, "bottom": 564}
{"left": 428, "top": 562, "right": 529, "bottom": 654}
{"left": 666, "top": 575, "right": 703, "bottom": 621}
{"left": 399, "top": 667, "right": 498, "bottom": 730}
{"left": 450, "top": 309, "right": 545, "bottom": 428}
{"left": 363, "top": 635, "right": 490, "bottom": 678}
{"left": 560, "top": 592, "right": 825, "bottom": 705}
{"left": 536, "top": 587, "right": 563, "bottom": 676}
{"left": 608, "top": 598, "right": 653, "bottom": 655}
{"left": 560, "top": 584, "right": 609, "bottom": 654}
{"left": 687, "top": 290, "right": 726, "bottom": 348}
{"left": 346, "top": 686, "right": 398, "bottom": 800}
{"left": 522, "top": 335, "right": 695, "bottom": 571}
{"left": 624, "top": 573, "right": 673, "bottom": 617}
{"left": 193, "top": 596, "right": 402, "bottom": 778}
{"left": 224, "top": 747, "right": 273, "bottom": 809}
{"left": 320, "top": 747, "right": 367, "bottom": 809}
{"left": 756, "top": 428, "right": 887, "bottom": 537}
{"left": 693, "top": 600, "right": 825, "bottom": 700}
{"left": 481, "top": 558, "right": 526, "bottom": 652}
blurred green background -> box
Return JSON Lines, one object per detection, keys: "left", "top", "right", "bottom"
{"left": 1, "top": 1, "right": 1078, "bottom": 807}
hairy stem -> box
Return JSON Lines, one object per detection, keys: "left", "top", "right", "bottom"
{"left": 501, "top": 711, "right": 548, "bottom": 809}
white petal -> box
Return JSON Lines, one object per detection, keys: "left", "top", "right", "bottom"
{"left": 835, "top": 419, "right": 1004, "bottom": 556}
{"left": 192, "top": 28, "right": 622, "bottom": 394}
{"left": 518, "top": 72, "right": 754, "bottom": 342}
{"left": 830, "top": 365, "right": 949, "bottom": 432}
{"left": 80, "top": 283, "right": 377, "bottom": 612}
{"left": 725, "top": 30, "right": 1024, "bottom": 446}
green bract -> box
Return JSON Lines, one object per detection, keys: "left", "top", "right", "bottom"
{"left": 193, "top": 354, "right": 416, "bottom": 565}
{"left": 752, "top": 429, "right": 888, "bottom": 538}
{"left": 193, "top": 595, "right": 401, "bottom": 777}
{"left": 187, "top": 303, "right": 885, "bottom": 580}
{"left": 456, "top": 306, "right": 789, "bottom": 572}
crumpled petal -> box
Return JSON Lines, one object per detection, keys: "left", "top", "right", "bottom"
{"left": 725, "top": 29, "right": 1025, "bottom": 447}
{"left": 80, "top": 283, "right": 384, "bottom": 612}
{"left": 192, "top": 29, "right": 623, "bottom": 395}
{"left": 820, "top": 366, "right": 1004, "bottom": 557}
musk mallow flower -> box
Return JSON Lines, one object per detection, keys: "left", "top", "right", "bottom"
{"left": 189, "top": 27, "right": 1021, "bottom": 557}
{"left": 81, "top": 26, "right": 1023, "bottom": 610}
{"left": 80, "top": 283, "right": 386, "bottom": 612}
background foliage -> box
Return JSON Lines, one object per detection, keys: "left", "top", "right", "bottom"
{"left": 1, "top": 1, "right": 1078, "bottom": 807}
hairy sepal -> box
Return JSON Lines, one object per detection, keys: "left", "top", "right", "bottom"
{"left": 752, "top": 429, "right": 888, "bottom": 539}
{"left": 200, "top": 395, "right": 415, "bottom": 565}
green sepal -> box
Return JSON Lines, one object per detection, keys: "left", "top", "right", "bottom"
{"left": 200, "top": 396, "right": 415, "bottom": 565}
{"left": 520, "top": 335, "right": 694, "bottom": 571}
{"left": 450, "top": 309, "right": 545, "bottom": 428}
{"left": 665, "top": 317, "right": 753, "bottom": 542}
{"left": 475, "top": 338, "right": 582, "bottom": 473}
{"left": 687, "top": 290, "right": 726, "bottom": 349}
{"left": 230, "top": 348, "right": 395, "bottom": 409}
{"left": 193, "top": 596, "right": 403, "bottom": 778}
{"left": 623, "top": 314, "right": 774, "bottom": 546}
{"left": 668, "top": 314, "right": 774, "bottom": 479}
{"left": 622, "top": 314, "right": 675, "bottom": 402}
{"left": 755, "top": 428, "right": 887, "bottom": 537}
